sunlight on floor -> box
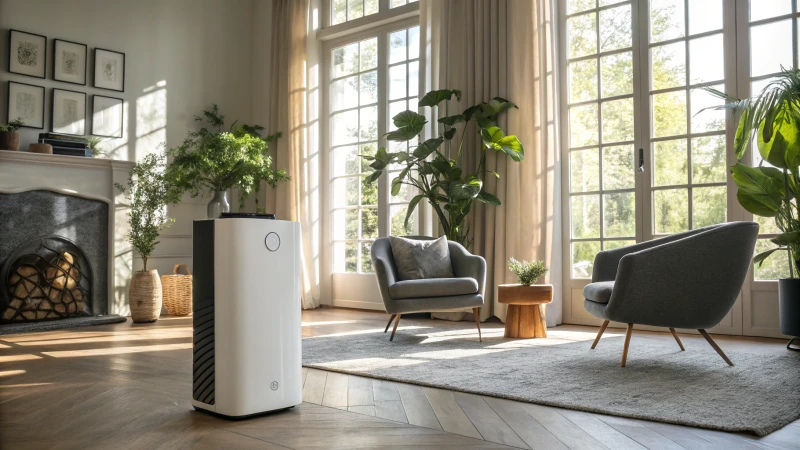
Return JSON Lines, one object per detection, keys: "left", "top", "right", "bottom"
{"left": 0, "top": 382, "right": 52, "bottom": 389}
{"left": 0, "top": 354, "right": 42, "bottom": 363}
{"left": 306, "top": 326, "right": 430, "bottom": 338}
{"left": 41, "top": 342, "right": 192, "bottom": 358}
{"left": 301, "top": 320, "right": 357, "bottom": 327}
{"left": 0, "top": 369, "right": 26, "bottom": 377}
{"left": 15, "top": 330, "right": 192, "bottom": 346}
{"left": 308, "top": 357, "right": 426, "bottom": 370}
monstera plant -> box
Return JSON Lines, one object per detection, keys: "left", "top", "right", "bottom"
{"left": 361, "top": 89, "right": 524, "bottom": 248}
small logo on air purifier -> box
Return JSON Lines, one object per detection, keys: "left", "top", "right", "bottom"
{"left": 271, "top": 381, "right": 279, "bottom": 390}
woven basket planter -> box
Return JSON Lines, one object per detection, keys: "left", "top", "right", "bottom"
{"left": 129, "top": 269, "right": 162, "bottom": 323}
{"left": 162, "top": 264, "right": 193, "bottom": 316}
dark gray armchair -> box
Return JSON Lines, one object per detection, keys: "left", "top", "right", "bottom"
{"left": 371, "top": 236, "right": 486, "bottom": 341}
{"left": 583, "top": 222, "right": 759, "bottom": 366}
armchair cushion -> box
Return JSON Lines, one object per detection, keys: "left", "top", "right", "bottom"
{"left": 389, "top": 236, "right": 454, "bottom": 280}
{"left": 583, "top": 281, "right": 615, "bottom": 304}
{"left": 389, "top": 277, "right": 478, "bottom": 300}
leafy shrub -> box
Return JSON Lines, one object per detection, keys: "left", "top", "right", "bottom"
{"left": 0, "top": 117, "right": 25, "bottom": 132}
{"left": 508, "top": 258, "right": 548, "bottom": 285}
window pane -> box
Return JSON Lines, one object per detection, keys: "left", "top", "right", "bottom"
{"left": 603, "top": 145, "right": 635, "bottom": 190}
{"left": 568, "top": 12, "right": 597, "bottom": 58}
{"left": 572, "top": 241, "right": 601, "bottom": 278}
{"left": 348, "top": 0, "right": 364, "bottom": 20}
{"left": 652, "top": 42, "right": 686, "bottom": 90}
{"left": 750, "top": 0, "right": 792, "bottom": 22}
{"left": 568, "top": 0, "right": 595, "bottom": 14}
{"left": 654, "top": 139, "right": 688, "bottom": 186}
{"left": 570, "top": 149, "right": 600, "bottom": 192}
{"left": 408, "top": 61, "right": 419, "bottom": 98}
{"left": 390, "top": 0, "right": 406, "bottom": 7}
{"left": 571, "top": 194, "right": 601, "bottom": 238}
{"left": 601, "top": 52, "right": 633, "bottom": 98}
{"left": 692, "top": 186, "right": 726, "bottom": 228}
{"left": 333, "top": 43, "right": 359, "bottom": 77}
{"left": 751, "top": 20, "right": 793, "bottom": 77}
{"left": 359, "top": 106, "right": 377, "bottom": 141}
{"left": 331, "top": 109, "right": 359, "bottom": 146}
{"left": 345, "top": 242, "right": 358, "bottom": 273}
{"left": 604, "top": 240, "right": 635, "bottom": 250}
{"left": 360, "top": 72, "right": 378, "bottom": 105}
{"left": 332, "top": 209, "right": 358, "bottom": 240}
{"left": 604, "top": 192, "right": 635, "bottom": 238}
{"left": 654, "top": 188, "right": 689, "bottom": 233}
{"left": 391, "top": 205, "right": 416, "bottom": 236}
{"left": 601, "top": 98, "right": 634, "bottom": 143}
{"left": 365, "top": 0, "right": 378, "bottom": 15}
{"left": 361, "top": 242, "right": 374, "bottom": 272}
{"left": 599, "top": 4, "right": 632, "bottom": 52}
{"left": 754, "top": 239, "right": 791, "bottom": 280}
{"left": 690, "top": 86, "right": 725, "bottom": 133}
{"left": 691, "top": 135, "right": 726, "bottom": 183}
{"left": 651, "top": 0, "right": 685, "bottom": 43}
{"left": 362, "top": 175, "right": 377, "bottom": 205}
{"left": 408, "top": 26, "right": 420, "bottom": 60}
{"left": 652, "top": 91, "right": 687, "bottom": 138}
{"left": 390, "top": 171, "right": 411, "bottom": 201}
{"left": 389, "top": 64, "right": 407, "bottom": 100}
{"left": 570, "top": 59, "right": 598, "bottom": 103}
{"left": 389, "top": 30, "right": 407, "bottom": 64}
{"left": 361, "top": 208, "right": 378, "bottom": 238}
{"left": 570, "top": 104, "right": 599, "bottom": 147}
{"left": 360, "top": 143, "right": 376, "bottom": 173}
{"left": 688, "top": 0, "right": 722, "bottom": 35}
{"left": 333, "top": 177, "right": 360, "bottom": 207}
{"left": 332, "top": 145, "right": 359, "bottom": 176}
{"left": 332, "top": 0, "right": 347, "bottom": 25}
{"left": 331, "top": 76, "right": 358, "bottom": 111}
{"left": 360, "top": 38, "right": 378, "bottom": 71}
{"left": 689, "top": 34, "right": 724, "bottom": 84}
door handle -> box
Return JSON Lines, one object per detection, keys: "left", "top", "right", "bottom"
{"left": 638, "top": 148, "right": 644, "bottom": 173}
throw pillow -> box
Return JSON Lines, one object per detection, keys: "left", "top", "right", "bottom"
{"left": 389, "top": 236, "right": 454, "bottom": 280}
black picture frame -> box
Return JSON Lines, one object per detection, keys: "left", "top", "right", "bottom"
{"left": 93, "top": 48, "right": 125, "bottom": 92}
{"left": 53, "top": 38, "right": 88, "bottom": 86}
{"left": 91, "top": 95, "right": 124, "bottom": 138}
{"left": 7, "top": 81, "right": 45, "bottom": 130}
{"left": 8, "top": 29, "right": 47, "bottom": 79}
{"left": 51, "top": 88, "right": 87, "bottom": 136}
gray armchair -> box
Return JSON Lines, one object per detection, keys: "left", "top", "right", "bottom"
{"left": 371, "top": 236, "right": 486, "bottom": 341}
{"left": 583, "top": 222, "right": 759, "bottom": 366}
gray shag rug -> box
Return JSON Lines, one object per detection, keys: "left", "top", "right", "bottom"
{"left": 0, "top": 315, "right": 126, "bottom": 335}
{"left": 303, "top": 321, "right": 800, "bottom": 436}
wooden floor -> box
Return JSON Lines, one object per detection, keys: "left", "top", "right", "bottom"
{"left": 1, "top": 308, "right": 798, "bottom": 450}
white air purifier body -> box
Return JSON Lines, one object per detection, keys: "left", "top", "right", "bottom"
{"left": 191, "top": 217, "right": 302, "bottom": 418}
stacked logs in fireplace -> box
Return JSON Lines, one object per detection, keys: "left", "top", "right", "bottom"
{"left": 1, "top": 237, "right": 92, "bottom": 322}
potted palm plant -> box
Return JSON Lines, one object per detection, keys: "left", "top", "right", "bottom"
{"left": 361, "top": 89, "right": 524, "bottom": 249}
{"left": 165, "top": 105, "right": 289, "bottom": 218}
{"left": 706, "top": 68, "right": 800, "bottom": 350}
{"left": 116, "top": 149, "right": 182, "bottom": 323}
{"left": 0, "top": 118, "right": 25, "bottom": 151}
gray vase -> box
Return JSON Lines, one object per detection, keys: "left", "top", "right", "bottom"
{"left": 207, "top": 190, "right": 230, "bottom": 219}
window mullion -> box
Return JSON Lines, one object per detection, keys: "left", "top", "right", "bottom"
{"left": 377, "top": 28, "right": 389, "bottom": 238}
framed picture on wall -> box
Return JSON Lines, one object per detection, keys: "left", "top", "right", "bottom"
{"left": 51, "top": 88, "right": 86, "bottom": 136}
{"left": 8, "top": 30, "right": 47, "bottom": 79}
{"left": 7, "top": 81, "right": 45, "bottom": 129}
{"left": 92, "top": 95, "right": 123, "bottom": 138}
{"left": 53, "top": 39, "right": 87, "bottom": 85}
{"left": 93, "top": 48, "right": 125, "bottom": 92}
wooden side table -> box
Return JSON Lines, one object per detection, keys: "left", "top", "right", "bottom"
{"left": 498, "top": 284, "right": 553, "bottom": 338}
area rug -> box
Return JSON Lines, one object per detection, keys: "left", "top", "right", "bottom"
{"left": 303, "top": 321, "right": 800, "bottom": 436}
{"left": 0, "top": 315, "right": 127, "bottom": 335}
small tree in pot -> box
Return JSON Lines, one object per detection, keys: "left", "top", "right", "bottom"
{"left": 0, "top": 118, "right": 26, "bottom": 151}
{"left": 116, "top": 149, "right": 182, "bottom": 323}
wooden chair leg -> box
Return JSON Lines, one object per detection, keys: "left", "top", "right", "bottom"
{"left": 669, "top": 328, "right": 685, "bottom": 351}
{"left": 591, "top": 320, "right": 610, "bottom": 349}
{"left": 698, "top": 329, "right": 733, "bottom": 366}
{"left": 472, "top": 307, "right": 482, "bottom": 342}
{"left": 389, "top": 314, "right": 402, "bottom": 341}
{"left": 384, "top": 314, "right": 396, "bottom": 333}
{"left": 620, "top": 323, "right": 634, "bottom": 367}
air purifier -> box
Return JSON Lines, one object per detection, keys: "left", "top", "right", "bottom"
{"left": 191, "top": 215, "right": 302, "bottom": 418}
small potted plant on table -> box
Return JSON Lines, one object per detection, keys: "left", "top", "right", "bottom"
{"left": 498, "top": 258, "right": 550, "bottom": 338}
{"left": 0, "top": 118, "right": 26, "bottom": 151}
{"left": 117, "top": 149, "right": 181, "bottom": 323}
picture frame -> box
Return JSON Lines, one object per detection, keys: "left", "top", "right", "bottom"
{"left": 8, "top": 30, "right": 47, "bottom": 79}
{"left": 53, "top": 39, "right": 87, "bottom": 85}
{"left": 7, "top": 81, "right": 45, "bottom": 129}
{"left": 51, "top": 88, "right": 87, "bottom": 136}
{"left": 93, "top": 48, "right": 125, "bottom": 92}
{"left": 92, "top": 95, "right": 123, "bottom": 138}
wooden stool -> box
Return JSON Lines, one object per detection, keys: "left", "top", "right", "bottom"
{"left": 498, "top": 284, "right": 552, "bottom": 338}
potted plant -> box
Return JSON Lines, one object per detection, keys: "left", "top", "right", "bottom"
{"left": 0, "top": 118, "right": 26, "bottom": 151}
{"left": 84, "top": 136, "right": 104, "bottom": 157}
{"left": 705, "top": 68, "right": 800, "bottom": 350}
{"left": 361, "top": 89, "right": 524, "bottom": 249}
{"left": 165, "top": 105, "right": 289, "bottom": 218}
{"left": 116, "top": 149, "right": 182, "bottom": 323}
{"left": 498, "top": 258, "right": 551, "bottom": 338}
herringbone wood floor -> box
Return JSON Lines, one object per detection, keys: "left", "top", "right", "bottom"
{"left": 1, "top": 308, "right": 798, "bottom": 449}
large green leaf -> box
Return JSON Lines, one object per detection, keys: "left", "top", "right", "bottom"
{"left": 413, "top": 137, "right": 444, "bottom": 159}
{"left": 772, "top": 231, "right": 800, "bottom": 246}
{"left": 391, "top": 167, "right": 410, "bottom": 196}
{"left": 419, "top": 89, "right": 462, "bottom": 107}
{"left": 754, "top": 247, "right": 782, "bottom": 267}
{"left": 480, "top": 126, "right": 525, "bottom": 161}
{"left": 364, "top": 170, "right": 382, "bottom": 184}
{"left": 386, "top": 111, "right": 427, "bottom": 141}
{"left": 479, "top": 97, "right": 517, "bottom": 118}
{"left": 404, "top": 194, "right": 425, "bottom": 227}
{"left": 438, "top": 114, "right": 465, "bottom": 126}
{"left": 730, "top": 163, "right": 782, "bottom": 216}
{"left": 757, "top": 124, "right": 797, "bottom": 169}
{"left": 448, "top": 178, "right": 482, "bottom": 201}
{"left": 443, "top": 128, "right": 457, "bottom": 140}
{"left": 476, "top": 190, "right": 501, "bottom": 206}
{"left": 733, "top": 103, "right": 752, "bottom": 160}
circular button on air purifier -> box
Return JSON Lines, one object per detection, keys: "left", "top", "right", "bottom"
{"left": 265, "top": 232, "right": 280, "bottom": 251}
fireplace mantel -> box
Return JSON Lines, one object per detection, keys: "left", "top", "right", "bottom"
{"left": 0, "top": 151, "right": 134, "bottom": 315}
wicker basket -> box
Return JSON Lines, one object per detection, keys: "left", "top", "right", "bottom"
{"left": 161, "top": 264, "right": 193, "bottom": 316}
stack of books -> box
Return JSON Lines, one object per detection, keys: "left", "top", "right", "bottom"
{"left": 38, "top": 133, "right": 91, "bottom": 157}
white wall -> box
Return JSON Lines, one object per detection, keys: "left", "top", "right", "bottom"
{"left": 0, "top": 0, "right": 260, "bottom": 280}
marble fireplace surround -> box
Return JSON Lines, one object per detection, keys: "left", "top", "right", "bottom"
{"left": 0, "top": 151, "right": 134, "bottom": 316}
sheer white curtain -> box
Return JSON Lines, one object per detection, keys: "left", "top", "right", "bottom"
{"left": 419, "top": 0, "right": 562, "bottom": 325}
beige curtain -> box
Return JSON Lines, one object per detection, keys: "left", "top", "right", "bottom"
{"left": 269, "top": 0, "right": 320, "bottom": 309}
{"left": 420, "top": 0, "right": 562, "bottom": 325}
